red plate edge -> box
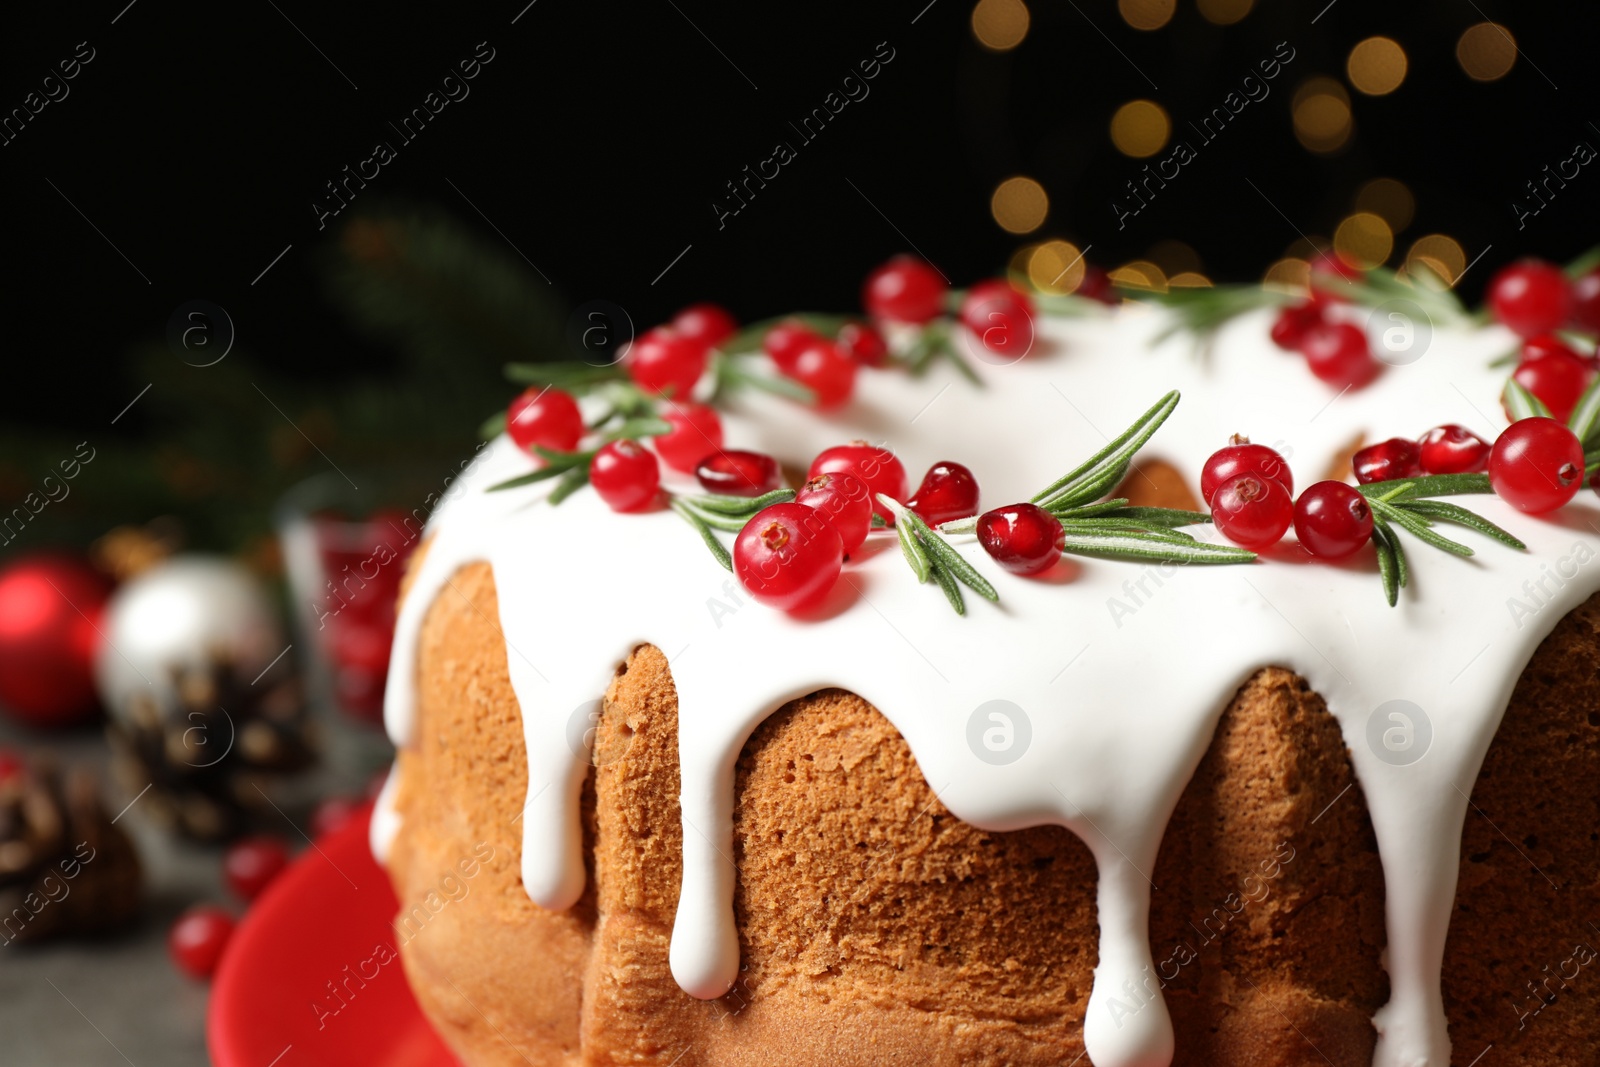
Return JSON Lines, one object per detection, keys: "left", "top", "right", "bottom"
{"left": 208, "top": 803, "right": 458, "bottom": 1067}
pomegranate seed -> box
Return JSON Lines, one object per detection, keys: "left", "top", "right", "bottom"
{"left": 795, "top": 471, "right": 873, "bottom": 554}
{"left": 837, "top": 321, "right": 889, "bottom": 366}
{"left": 627, "top": 327, "right": 708, "bottom": 399}
{"left": 1076, "top": 264, "right": 1117, "bottom": 304}
{"left": 1417, "top": 425, "right": 1491, "bottom": 475}
{"left": 1489, "top": 260, "right": 1572, "bottom": 339}
{"left": 670, "top": 303, "right": 738, "bottom": 349}
{"left": 169, "top": 906, "right": 236, "bottom": 979}
{"left": 786, "top": 339, "right": 857, "bottom": 409}
{"left": 976, "top": 503, "right": 1065, "bottom": 576}
{"left": 696, "top": 449, "right": 782, "bottom": 497}
{"left": 1200, "top": 439, "right": 1293, "bottom": 506}
{"left": 1211, "top": 472, "right": 1293, "bottom": 551}
{"left": 907, "top": 462, "right": 981, "bottom": 526}
{"left": 654, "top": 402, "right": 724, "bottom": 473}
{"left": 1269, "top": 299, "right": 1325, "bottom": 351}
{"left": 1509, "top": 351, "right": 1595, "bottom": 424}
{"left": 959, "top": 280, "right": 1035, "bottom": 358}
{"left": 1570, "top": 269, "right": 1600, "bottom": 334}
{"left": 591, "top": 440, "right": 660, "bottom": 512}
{"left": 1302, "top": 321, "right": 1377, "bottom": 388}
{"left": 223, "top": 836, "right": 291, "bottom": 902}
{"left": 862, "top": 255, "right": 948, "bottom": 323}
{"left": 507, "top": 387, "right": 584, "bottom": 454}
{"left": 1352, "top": 438, "right": 1423, "bottom": 485}
{"left": 1489, "top": 417, "right": 1585, "bottom": 513}
{"left": 808, "top": 442, "right": 907, "bottom": 520}
{"left": 763, "top": 320, "right": 821, "bottom": 373}
{"left": 733, "top": 503, "right": 844, "bottom": 611}
{"left": 1293, "top": 481, "right": 1373, "bottom": 560}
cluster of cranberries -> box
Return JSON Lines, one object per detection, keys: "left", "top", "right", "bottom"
{"left": 1487, "top": 258, "right": 1600, "bottom": 339}
{"left": 1268, "top": 255, "right": 1379, "bottom": 388}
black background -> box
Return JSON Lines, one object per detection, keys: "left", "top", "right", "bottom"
{"left": 3, "top": 0, "right": 1598, "bottom": 436}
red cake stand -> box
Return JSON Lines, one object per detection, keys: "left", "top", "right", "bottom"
{"left": 208, "top": 804, "right": 458, "bottom": 1067}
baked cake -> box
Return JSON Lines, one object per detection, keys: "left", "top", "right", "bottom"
{"left": 371, "top": 262, "right": 1600, "bottom": 1066}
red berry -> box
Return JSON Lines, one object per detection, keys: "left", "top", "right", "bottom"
{"left": 1076, "top": 264, "right": 1117, "bottom": 304}
{"left": 1352, "top": 438, "right": 1423, "bottom": 485}
{"left": 959, "top": 280, "right": 1035, "bottom": 358}
{"left": 1293, "top": 481, "right": 1373, "bottom": 560}
{"left": 169, "top": 906, "right": 235, "bottom": 979}
{"left": 763, "top": 320, "right": 821, "bottom": 373}
{"left": 1302, "top": 321, "right": 1377, "bottom": 387}
{"left": 1200, "top": 440, "right": 1293, "bottom": 506}
{"left": 1509, "top": 352, "right": 1595, "bottom": 424}
{"left": 1418, "top": 424, "right": 1491, "bottom": 475}
{"left": 862, "top": 255, "right": 947, "bottom": 323}
{"left": 787, "top": 339, "right": 857, "bottom": 409}
{"left": 1570, "top": 269, "right": 1600, "bottom": 334}
{"left": 654, "top": 402, "right": 724, "bottom": 473}
{"left": 627, "top": 328, "right": 707, "bottom": 398}
{"left": 808, "top": 442, "right": 907, "bottom": 520}
{"left": 591, "top": 440, "right": 660, "bottom": 512}
{"left": 223, "top": 836, "right": 291, "bottom": 902}
{"left": 1489, "top": 260, "right": 1572, "bottom": 339}
{"left": 311, "top": 795, "right": 363, "bottom": 838}
{"left": 837, "top": 321, "right": 889, "bottom": 366}
{"left": 696, "top": 449, "right": 782, "bottom": 497}
{"left": 733, "top": 503, "right": 844, "bottom": 611}
{"left": 1309, "top": 250, "right": 1364, "bottom": 286}
{"left": 671, "top": 303, "right": 738, "bottom": 349}
{"left": 1269, "top": 299, "right": 1326, "bottom": 351}
{"left": 1489, "top": 417, "right": 1585, "bottom": 513}
{"left": 506, "top": 387, "right": 584, "bottom": 455}
{"left": 795, "top": 471, "right": 873, "bottom": 554}
{"left": 907, "top": 462, "right": 981, "bottom": 526}
{"left": 1522, "top": 333, "right": 1588, "bottom": 366}
{"left": 1211, "top": 472, "right": 1292, "bottom": 551}
{"left": 976, "top": 503, "right": 1064, "bottom": 576}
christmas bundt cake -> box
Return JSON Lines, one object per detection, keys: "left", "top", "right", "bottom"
{"left": 373, "top": 257, "right": 1600, "bottom": 1066}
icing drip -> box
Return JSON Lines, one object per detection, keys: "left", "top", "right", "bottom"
{"left": 382, "top": 306, "right": 1600, "bottom": 1067}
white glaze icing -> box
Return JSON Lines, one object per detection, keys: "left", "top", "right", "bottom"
{"left": 380, "top": 303, "right": 1600, "bottom": 1067}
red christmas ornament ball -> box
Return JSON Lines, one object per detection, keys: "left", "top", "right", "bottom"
{"left": 0, "top": 554, "right": 110, "bottom": 728}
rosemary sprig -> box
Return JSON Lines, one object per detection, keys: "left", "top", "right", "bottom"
{"left": 504, "top": 362, "right": 628, "bottom": 392}
{"left": 1503, "top": 378, "right": 1553, "bottom": 420}
{"left": 1031, "top": 391, "right": 1180, "bottom": 510}
{"left": 1351, "top": 474, "right": 1526, "bottom": 605}
{"left": 1142, "top": 285, "right": 1291, "bottom": 343}
{"left": 900, "top": 320, "right": 982, "bottom": 385}
{"left": 709, "top": 351, "right": 816, "bottom": 405}
{"left": 877, "top": 496, "right": 998, "bottom": 615}
{"left": 670, "top": 489, "right": 797, "bottom": 570}
{"left": 485, "top": 447, "right": 594, "bottom": 493}
{"left": 717, "top": 313, "right": 857, "bottom": 357}
{"left": 1567, "top": 374, "right": 1600, "bottom": 451}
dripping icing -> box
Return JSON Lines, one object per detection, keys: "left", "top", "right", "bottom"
{"left": 381, "top": 305, "right": 1600, "bottom": 1067}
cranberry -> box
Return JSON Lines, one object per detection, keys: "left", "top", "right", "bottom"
{"left": 733, "top": 503, "right": 844, "bottom": 611}
{"left": 654, "top": 401, "right": 724, "bottom": 473}
{"left": 1522, "top": 333, "right": 1588, "bottom": 366}
{"left": 311, "top": 795, "right": 363, "bottom": 838}
{"left": 1269, "top": 299, "right": 1325, "bottom": 351}
{"left": 763, "top": 320, "right": 821, "bottom": 373}
{"left": 959, "top": 280, "right": 1035, "bottom": 358}
{"left": 696, "top": 449, "right": 782, "bottom": 497}
{"left": 1418, "top": 424, "right": 1491, "bottom": 475}
{"left": 1352, "top": 438, "right": 1423, "bottom": 485}
{"left": 506, "top": 387, "right": 584, "bottom": 454}
{"left": 1509, "top": 352, "right": 1595, "bottom": 424}
{"left": 862, "top": 255, "right": 947, "bottom": 323}
{"left": 1200, "top": 440, "right": 1293, "bottom": 506}
{"left": 590, "top": 440, "right": 661, "bottom": 512}
{"left": 808, "top": 442, "right": 907, "bottom": 520}
{"left": 787, "top": 339, "right": 857, "bottom": 409}
{"left": 907, "top": 462, "right": 981, "bottom": 526}
{"left": 1489, "top": 260, "right": 1572, "bottom": 338}
{"left": 627, "top": 327, "right": 707, "bottom": 398}
{"left": 976, "top": 503, "right": 1065, "bottom": 576}
{"left": 1489, "top": 417, "right": 1585, "bottom": 513}
{"left": 670, "top": 302, "right": 738, "bottom": 349}
{"left": 1211, "top": 473, "right": 1293, "bottom": 551}
{"left": 1571, "top": 269, "right": 1600, "bottom": 334}
{"left": 837, "top": 321, "right": 889, "bottom": 366}
{"left": 169, "top": 906, "right": 236, "bottom": 979}
{"left": 223, "top": 836, "right": 291, "bottom": 902}
{"left": 795, "top": 471, "right": 873, "bottom": 554}
{"left": 1302, "top": 321, "right": 1377, "bottom": 388}
{"left": 1076, "top": 264, "right": 1117, "bottom": 304}
{"left": 1293, "top": 481, "right": 1373, "bottom": 560}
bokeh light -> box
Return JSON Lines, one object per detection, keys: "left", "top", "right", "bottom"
{"left": 1346, "top": 36, "right": 1408, "bottom": 95}
{"left": 1457, "top": 22, "right": 1517, "bottom": 81}
{"left": 1405, "top": 235, "right": 1468, "bottom": 286}
{"left": 990, "top": 177, "right": 1049, "bottom": 234}
{"left": 1148, "top": 239, "right": 1202, "bottom": 277}
{"left": 1196, "top": 0, "right": 1253, "bottom": 25}
{"left": 1110, "top": 260, "right": 1168, "bottom": 292}
{"left": 1168, "top": 272, "right": 1212, "bottom": 288}
{"left": 1264, "top": 257, "right": 1312, "bottom": 291}
{"left": 971, "top": 0, "right": 1031, "bottom": 52}
{"left": 1027, "top": 240, "right": 1087, "bottom": 295}
{"left": 1118, "top": 0, "right": 1175, "bottom": 31}
{"left": 1110, "top": 100, "right": 1171, "bottom": 158}
{"left": 1292, "top": 77, "right": 1353, "bottom": 154}
{"left": 1333, "top": 212, "right": 1394, "bottom": 269}
{"left": 1354, "top": 178, "right": 1415, "bottom": 232}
